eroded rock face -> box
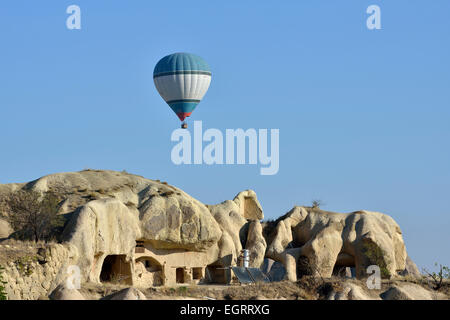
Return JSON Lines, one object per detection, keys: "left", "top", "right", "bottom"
{"left": 62, "top": 199, "right": 141, "bottom": 282}
{"left": 233, "top": 190, "right": 263, "bottom": 220}
{"left": 265, "top": 206, "right": 407, "bottom": 281}
{"left": 43, "top": 171, "right": 223, "bottom": 254}
{"left": 61, "top": 191, "right": 223, "bottom": 282}
{"left": 1, "top": 243, "right": 78, "bottom": 300}
{"left": 207, "top": 200, "right": 248, "bottom": 265}
{"left": 245, "top": 221, "right": 266, "bottom": 268}
{"left": 206, "top": 190, "right": 265, "bottom": 266}
{"left": 139, "top": 189, "right": 221, "bottom": 251}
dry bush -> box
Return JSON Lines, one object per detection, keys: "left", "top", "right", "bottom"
{"left": 311, "top": 200, "right": 324, "bottom": 209}
{"left": 422, "top": 263, "right": 450, "bottom": 290}
{"left": 297, "top": 255, "right": 314, "bottom": 278}
{"left": 1, "top": 190, "right": 64, "bottom": 242}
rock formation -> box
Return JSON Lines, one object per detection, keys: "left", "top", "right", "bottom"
{"left": 245, "top": 220, "right": 267, "bottom": 268}
{"left": 206, "top": 190, "right": 264, "bottom": 268}
{"left": 0, "top": 169, "right": 419, "bottom": 300}
{"left": 61, "top": 198, "right": 142, "bottom": 283}
{"left": 102, "top": 287, "right": 147, "bottom": 300}
{"left": 380, "top": 283, "right": 447, "bottom": 300}
{"left": 264, "top": 206, "right": 407, "bottom": 281}
{"left": 0, "top": 243, "right": 77, "bottom": 300}
{"left": 327, "top": 282, "right": 380, "bottom": 300}
{"left": 49, "top": 282, "right": 85, "bottom": 300}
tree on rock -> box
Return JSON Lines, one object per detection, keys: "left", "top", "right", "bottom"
{"left": 1, "top": 190, "right": 64, "bottom": 242}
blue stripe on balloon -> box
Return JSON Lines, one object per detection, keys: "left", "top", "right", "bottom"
{"left": 168, "top": 101, "right": 199, "bottom": 114}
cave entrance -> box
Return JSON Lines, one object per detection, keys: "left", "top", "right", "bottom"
{"left": 176, "top": 267, "right": 185, "bottom": 283}
{"left": 100, "top": 254, "right": 132, "bottom": 285}
{"left": 192, "top": 267, "right": 203, "bottom": 280}
{"left": 333, "top": 252, "right": 356, "bottom": 278}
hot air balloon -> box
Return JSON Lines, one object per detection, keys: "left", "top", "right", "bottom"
{"left": 153, "top": 53, "right": 212, "bottom": 129}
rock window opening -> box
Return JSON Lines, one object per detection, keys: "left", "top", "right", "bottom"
{"left": 176, "top": 267, "right": 185, "bottom": 283}
{"left": 135, "top": 240, "right": 145, "bottom": 253}
{"left": 192, "top": 267, "right": 203, "bottom": 280}
{"left": 332, "top": 252, "right": 356, "bottom": 278}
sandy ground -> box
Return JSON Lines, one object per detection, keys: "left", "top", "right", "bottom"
{"left": 79, "top": 276, "right": 450, "bottom": 300}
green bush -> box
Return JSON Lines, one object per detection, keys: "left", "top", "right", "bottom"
{"left": 362, "top": 240, "right": 391, "bottom": 278}
{"left": 15, "top": 256, "right": 37, "bottom": 277}
{"left": 177, "top": 286, "right": 188, "bottom": 296}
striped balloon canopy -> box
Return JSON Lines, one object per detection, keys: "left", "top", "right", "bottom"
{"left": 153, "top": 53, "right": 212, "bottom": 122}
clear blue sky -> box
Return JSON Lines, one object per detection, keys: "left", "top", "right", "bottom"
{"left": 0, "top": 1, "right": 449, "bottom": 272}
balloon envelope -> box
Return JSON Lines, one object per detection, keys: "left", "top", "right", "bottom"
{"left": 153, "top": 53, "right": 211, "bottom": 121}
